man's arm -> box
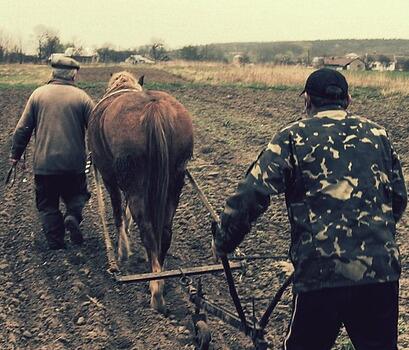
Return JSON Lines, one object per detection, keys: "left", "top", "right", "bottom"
{"left": 10, "top": 94, "right": 36, "bottom": 161}
{"left": 83, "top": 94, "right": 95, "bottom": 128}
{"left": 215, "top": 131, "right": 293, "bottom": 254}
{"left": 390, "top": 146, "right": 407, "bottom": 222}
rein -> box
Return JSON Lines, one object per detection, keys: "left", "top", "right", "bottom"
{"left": 92, "top": 88, "right": 142, "bottom": 113}
{"left": 5, "top": 164, "right": 16, "bottom": 186}
{"left": 5, "top": 152, "right": 26, "bottom": 187}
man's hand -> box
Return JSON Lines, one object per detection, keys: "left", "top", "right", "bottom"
{"left": 9, "top": 158, "right": 18, "bottom": 166}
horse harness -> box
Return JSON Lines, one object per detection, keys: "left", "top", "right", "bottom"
{"left": 92, "top": 88, "right": 143, "bottom": 113}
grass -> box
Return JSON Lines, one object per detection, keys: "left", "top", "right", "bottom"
{"left": 159, "top": 60, "right": 409, "bottom": 96}
{"left": 0, "top": 64, "right": 50, "bottom": 85}
{"left": 2, "top": 62, "right": 409, "bottom": 97}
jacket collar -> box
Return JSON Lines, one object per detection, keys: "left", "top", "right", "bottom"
{"left": 47, "top": 78, "right": 76, "bottom": 86}
{"left": 314, "top": 109, "right": 348, "bottom": 120}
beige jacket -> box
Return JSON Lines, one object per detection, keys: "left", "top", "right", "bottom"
{"left": 10, "top": 79, "right": 94, "bottom": 174}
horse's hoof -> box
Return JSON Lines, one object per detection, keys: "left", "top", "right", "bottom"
{"left": 151, "top": 295, "right": 167, "bottom": 314}
{"left": 117, "top": 251, "right": 128, "bottom": 263}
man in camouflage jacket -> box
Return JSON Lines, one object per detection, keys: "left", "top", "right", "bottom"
{"left": 214, "top": 68, "right": 407, "bottom": 350}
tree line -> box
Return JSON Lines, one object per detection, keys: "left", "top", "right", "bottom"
{"left": 2, "top": 25, "right": 409, "bottom": 68}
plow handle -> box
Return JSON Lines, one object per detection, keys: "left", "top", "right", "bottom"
{"left": 186, "top": 169, "right": 248, "bottom": 332}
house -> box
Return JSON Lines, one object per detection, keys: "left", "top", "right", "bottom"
{"left": 232, "top": 54, "right": 245, "bottom": 66}
{"left": 312, "top": 56, "right": 324, "bottom": 68}
{"left": 64, "top": 47, "right": 99, "bottom": 64}
{"left": 345, "top": 52, "right": 360, "bottom": 59}
{"left": 368, "top": 54, "right": 395, "bottom": 71}
{"left": 323, "top": 57, "right": 366, "bottom": 71}
{"left": 394, "top": 56, "right": 409, "bottom": 71}
{"left": 371, "top": 61, "right": 395, "bottom": 71}
{"left": 124, "top": 54, "right": 154, "bottom": 64}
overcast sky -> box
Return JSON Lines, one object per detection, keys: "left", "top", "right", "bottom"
{"left": 1, "top": 0, "right": 409, "bottom": 51}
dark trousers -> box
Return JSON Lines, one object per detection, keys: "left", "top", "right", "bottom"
{"left": 35, "top": 173, "right": 90, "bottom": 243}
{"left": 283, "top": 282, "right": 399, "bottom": 350}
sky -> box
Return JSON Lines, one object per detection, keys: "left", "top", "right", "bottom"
{"left": 1, "top": 0, "right": 409, "bottom": 52}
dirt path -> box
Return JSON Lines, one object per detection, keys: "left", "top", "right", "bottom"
{"left": 0, "top": 67, "right": 408, "bottom": 349}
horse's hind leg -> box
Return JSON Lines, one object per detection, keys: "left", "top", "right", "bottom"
{"left": 127, "top": 194, "right": 166, "bottom": 313}
{"left": 160, "top": 170, "right": 186, "bottom": 266}
{"left": 104, "top": 181, "right": 131, "bottom": 261}
{"left": 149, "top": 250, "right": 166, "bottom": 313}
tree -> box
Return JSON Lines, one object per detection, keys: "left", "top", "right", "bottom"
{"left": 0, "top": 28, "right": 12, "bottom": 62}
{"left": 64, "top": 36, "right": 84, "bottom": 53}
{"left": 274, "top": 51, "right": 295, "bottom": 65}
{"left": 33, "top": 25, "right": 63, "bottom": 61}
{"left": 179, "top": 45, "right": 200, "bottom": 60}
{"left": 136, "top": 44, "right": 151, "bottom": 57}
{"left": 150, "top": 43, "right": 163, "bottom": 60}
{"left": 400, "top": 59, "right": 409, "bottom": 71}
{"left": 149, "top": 39, "right": 168, "bottom": 61}
{"left": 363, "top": 54, "right": 375, "bottom": 70}
{"left": 177, "top": 44, "right": 227, "bottom": 62}
{"left": 378, "top": 54, "right": 391, "bottom": 67}
{"left": 255, "top": 46, "right": 277, "bottom": 63}
{"left": 199, "top": 45, "right": 227, "bottom": 62}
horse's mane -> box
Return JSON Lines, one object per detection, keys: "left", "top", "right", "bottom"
{"left": 105, "top": 71, "right": 143, "bottom": 95}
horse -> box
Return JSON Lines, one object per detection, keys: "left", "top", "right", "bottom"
{"left": 88, "top": 71, "right": 194, "bottom": 312}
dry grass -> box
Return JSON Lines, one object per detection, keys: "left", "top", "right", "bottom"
{"left": 159, "top": 60, "right": 310, "bottom": 87}
{"left": 0, "top": 63, "right": 118, "bottom": 86}
{"left": 159, "top": 60, "right": 409, "bottom": 95}
{"left": 2, "top": 62, "right": 409, "bottom": 96}
{"left": 0, "top": 64, "right": 51, "bottom": 85}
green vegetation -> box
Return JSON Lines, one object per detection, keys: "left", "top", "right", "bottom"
{"left": 0, "top": 64, "right": 50, "bottom": 85}
{"left": 0, "top": 82, "right": 39, "bottom": 90}
{"left": 173, "top": 39, "right": 409, "bottom": 64}
{"left": 1, "top": 62, "right": 409, "bottom": 99}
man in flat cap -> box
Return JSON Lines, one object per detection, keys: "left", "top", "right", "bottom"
{"left": 10, "top": 56, "right": 95, "bottom": 250}
{"left": 214, "top": 68, "right": 407, "bottom": 349}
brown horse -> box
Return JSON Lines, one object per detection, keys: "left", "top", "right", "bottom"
{"left": 88, "top": 71, "right": 193, "bottom": 312}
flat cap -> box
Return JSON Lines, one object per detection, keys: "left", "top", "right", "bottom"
{"left": 50, "top": 54, "right": 80, "bottom": 70}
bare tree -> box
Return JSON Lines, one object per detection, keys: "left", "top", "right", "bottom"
{"left": 16, "top": 34, "right": 24, "bottom": 64}
{"left": 0, "top": 28, "right": 12, "bottom": 62}
{"left": 149, "top": 38, "right": 168, "bottom": 61}
{"left": 33, "top": 24, "right": 63, "bottom": 61}
{"left": 65, "top": 35, "right": 84, "bottom": 55}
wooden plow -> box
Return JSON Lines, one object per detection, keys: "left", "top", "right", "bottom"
{"left": 90, "top": 158, "right": 293, "bottom": 350}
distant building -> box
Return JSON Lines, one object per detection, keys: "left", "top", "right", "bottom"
{"left": 323, "top": 57, "right": 366, "bottom": 71}
{"left": 394, "top": 56, "right": 409, "bottom": 71}
{"left": 371, "top": 61, "right": 395, "bottom": 71}
{"left": 232, "top": 54, "right": 245, "bottom": 66}
{"left": 370, "top": 55, "right": 395, "bottom": 71}
{"left": 312, "top": 56, "right": 324, "bottom": 68}
{"left": 345, "top": 52, "right": 360, "bottom": 59}
{"left": 124, "top": 54, "right": 154, "bottom": 64}
{"left": 64, "top": 47, "right": 99, "bottom": 64}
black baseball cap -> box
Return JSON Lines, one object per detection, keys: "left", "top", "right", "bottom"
{"left": 301, "top": 68, "right": 348, "bottom": 99}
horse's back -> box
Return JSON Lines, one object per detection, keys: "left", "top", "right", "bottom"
{"left": 89, "top": 90, "right": 193, "bottom": 185}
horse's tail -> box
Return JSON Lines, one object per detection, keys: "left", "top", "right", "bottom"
{"left": 142, "top": 100, "right": 173, "bottom": 244}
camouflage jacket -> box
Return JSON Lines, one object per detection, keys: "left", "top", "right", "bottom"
{"left": 217, "top": 109, "right": 407, "bottom": 292}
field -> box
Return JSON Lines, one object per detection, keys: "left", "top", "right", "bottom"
{"left": 0, "top": 63, "right": 408, "bottom": 350}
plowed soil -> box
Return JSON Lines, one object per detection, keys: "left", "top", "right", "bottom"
{"left": 0, "top": 66, "right": 408, "bottom": 350}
